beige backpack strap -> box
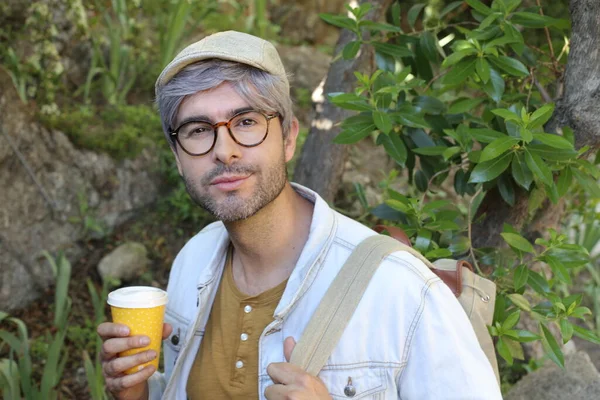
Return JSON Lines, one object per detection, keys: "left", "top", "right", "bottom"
{"left": 289, "top": 234, "right": 402, "bottom": 375}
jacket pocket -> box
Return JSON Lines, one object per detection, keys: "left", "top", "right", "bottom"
{"left": 319, "top": 366, "right": 387, "bottom": 399}
{"left": 163, "top": 312, "right": 189, "bottom": 368}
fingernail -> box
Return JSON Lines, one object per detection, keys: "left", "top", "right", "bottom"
{"left": 148, "top": 350, "right": 157, "bottom": 360}
{"left": 120, "top": 327, "right": 130, "bottom": 335}
{"left": 140, "top": 337, "right": 150, "bottom": 346}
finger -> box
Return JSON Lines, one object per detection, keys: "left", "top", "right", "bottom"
{"left": 103, "top": 349, "right": 157, "bottom": 377}
{"left": 102, "top": 335, "right": 151, "bottom": 358}
{"left": 283, "top": 336, "right": 296, "bottom": 363}
{"left": 264, "top": 383, "right": 288, "bottom": 400}
{"left": 267, "top": 362, "right": 304, "bottom": 385}
{"left": 162, "top": 323, "right": 173, "bottom": 339}
{"left": 97, "top": 322, "right": 130, "bottom": 340}
{"left": 106, "top": 364, "right": 156, "bottom": 393}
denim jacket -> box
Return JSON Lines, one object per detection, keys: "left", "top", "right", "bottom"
{"left": 148, "top": 183, "right": 502, "bottom": 399}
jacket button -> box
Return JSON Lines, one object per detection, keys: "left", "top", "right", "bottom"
{"left": 171, "top": 334, "right": 179, "bottom": 346}
{"left": 344, "top": 377, "right": 356, "bottom": 397}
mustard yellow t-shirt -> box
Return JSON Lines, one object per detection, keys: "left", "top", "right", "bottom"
{"left": 186, "top": 247, "right": 287, "bottom": 400}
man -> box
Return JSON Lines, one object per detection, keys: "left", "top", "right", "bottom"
{"left": 98, "top": 31, "right": 501, "bottom": 400}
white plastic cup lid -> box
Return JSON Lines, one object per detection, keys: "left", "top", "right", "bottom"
{"left": 107, "top": 286, "right": 168, "bottom": 309}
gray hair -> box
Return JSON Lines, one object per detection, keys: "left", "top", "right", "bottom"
{"left": 155, "top": 59, "right": 294, "bottom": 147}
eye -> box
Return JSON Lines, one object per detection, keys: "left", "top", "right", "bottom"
{"left": 239, "top": 118, "right": 257, "bottom": 127}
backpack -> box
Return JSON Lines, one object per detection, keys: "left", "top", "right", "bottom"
{"left": 289, "top": 226, "right": 500, "bottom": 383}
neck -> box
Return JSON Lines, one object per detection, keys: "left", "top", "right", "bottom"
{"left": 224, "top": 183, "right": 314, "bottom": 296}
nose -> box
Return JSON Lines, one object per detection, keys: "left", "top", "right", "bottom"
{"left": 211, "top": 125, "right": 241, "bottom": 165}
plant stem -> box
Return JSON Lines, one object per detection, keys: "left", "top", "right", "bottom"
{"left": 468, "top": 186, "right": 484, "bottom": 275}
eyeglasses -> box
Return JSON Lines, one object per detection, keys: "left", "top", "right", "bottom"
{"left": 170, "top": 110, "right": 279, "bottom": 156}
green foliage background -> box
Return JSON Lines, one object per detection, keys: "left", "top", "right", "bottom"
{"left": 0, "top": 0, "right": 598, "bottom": 398}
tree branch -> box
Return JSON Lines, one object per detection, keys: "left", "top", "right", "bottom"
{"left": 293, "top": 0, "right": 393, "bottom": 203}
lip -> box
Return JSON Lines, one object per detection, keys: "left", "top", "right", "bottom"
{"left": 210, "top": 175, "right": 251, "bottom": 191}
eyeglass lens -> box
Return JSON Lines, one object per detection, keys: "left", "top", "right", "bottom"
{"left": 177, "top": 111, "right": 269, "bottom": 155}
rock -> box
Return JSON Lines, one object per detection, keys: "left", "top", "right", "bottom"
{"left": 0, "top": 68, "right": 159, "bottom": 312}
{"left": 277, "top": 45, "right": 331, "bottom": 127}
{"left": 505, "top": 351, "right": 600, "bottom": 400}
{"left": 98, "top": 242, "right": 149, "bottom": 282}
{"left": 270, "top": 0, "right": 347, "bottom": 46}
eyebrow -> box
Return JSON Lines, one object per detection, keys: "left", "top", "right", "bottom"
{"left": 174, "top": 107, "right": 255, "bottom": 129}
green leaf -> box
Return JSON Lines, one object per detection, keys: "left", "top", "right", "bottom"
{"left": 516, "top": 329, "right": 541, "bottom": 342}
{"left": 503, "top": 310, "right": 521, "bottom": 330}
{"left": 571, "top": 306, "right": 592, "bottom": 319}
{"left": 319, "top": 13, "right": 357, "bottom": 31}
{"left": 408, "top": 3, "right": 426, "bottom": 29}
{"left": 386, "top": 199, "right": 411, "bottom": 213}
{"left": 342, "top": 40, "right": 361, "bottom": 60}
{"left": 372, "top": 42, "right": 414, "bottom": 59}
{"left": 443, "top": 58, "right": 477, "bottom": 85}
{"left": 514, "top": 264, "right": 529, "bottom": 290}
{"left": 448, "top": 98, "right": 485, "bottom": 114}
{"left": 466, "top": 0, "right": 493, "bottom": 15}
{"left": 425, "top": 248, "right": 453, "bottom": 258}
{"left": 412, "top": 146, "right": 448, "bottom": 156}
{"left": 556, "top": 167, "right": 572, "bottom": 197}
{"left": 491, "top": 108, "right": 520, "bottom": 122}
{"left": 501, "top": 232, "right": 535, "bottom": 253}
{"left": 449, "top": 236, "right": 470, "bottom": 254}
{"left": 545, "top": 255, "right": 572, "bottom": 285}
{"left": 540, "top": 323, "right": 565, "bottom": 369}
{"left": 508, "top": 293, "right": 531, "bottom": 311}
{"left": 468, "top": 128, "right": 505, "bottom": 143}
{"left": 329, "top": 93, "right": 372, "bottom": 111}
{"left": 359, "top": 21, "right": 403, "bottom": 33}
{"left": 380, "top": 133, "right": 408, "bottom": 166}
{"left": 334, "top": 115, "right": 376, "bottom": 144}
{"left": 572, "top": 325, "right": 600, "bottom": 345}
{"left": 528, "top": 144, "right": 578, "bottom": 161}
{"left": 420, "top": 31, "right": 439, "bottom": 62}
{"left": 424, "top": 220, "right": 461, "bottom": 231}
{"left": 511, "top": 12, "right": 559, "bottom": 28}
{"left": 524, "top": 150, "right": 554, "bottom": 186}
{"left": 454, "top": 169, "right": 469, "bottom": 195}
{"left": 498, "top": 174, "right": 515, "bottom": 206}
{"left": 511, "top": 153, "right": 533, "bottom": 190}
{"left": 560, "top": 319, "right": 574, "bottom": 343}
{"left": 504, "top": 337, "right": 525, "bottom": 360}
{"left": 489, "top": 56, "right": 529, "bottom": 77}
{"left": 476, "top": 57, "right": 491, "bottom": 83}
{"left": 373, "top": 110, "right": 393, "bottom": 134}
{"left": 415, "top": 170, "right": 429, "bottom": 192}
{"left": 396, "top": 113, "right": 430, "bottom": 129}
{"left": 479, "top": 136, "right": 519, "bottom": 162}
{"left": 414, "top": 96, "right": 445, "bottom": 115}
{"left": 441, "top": 1, "right": 463, "bottom": 18}
{"left": 519, "top": 126, "right": 533, "bottom": 143}
{"left": 442, "top": 146, "right": 461, "bottom": 161}
{"left": 571, "top": 168, "right": 600, "bottom": 198}
{"left": 483, "top": 68, "right": 505, "bottom": 103}
{"left": 442, "top": 49, "right": 478, "bottom": 68}
{"left": 528, "top": 104, "right": 555, "bottom": 129}
{"left": 414, "top": 228, "right": 433, "bottom": 253}
{"left": 532, "top": 133, "right": 573, "bottom": 150}
{"left": 479, "top": 12, "right": 502, "bottom": 29}
{"left": 528, "top": 270, "right": 550, "bottom": 294}
{"left": 469, "top": 152, "right": 513, "bottom": 183}
{"left": 497, "top": 338, "right": 513, "bottom": 365}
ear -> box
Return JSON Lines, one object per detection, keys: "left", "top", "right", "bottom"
{"left": 284, "top": 117, "right": 300, "bottom": 163}
{"left": 170, "top": 145, "right": 183, "bottom": 176}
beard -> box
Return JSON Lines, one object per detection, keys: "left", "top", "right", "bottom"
{"left": 181, "top": 153, "right": 288, "bottom": 222}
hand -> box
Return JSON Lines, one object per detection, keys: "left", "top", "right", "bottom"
{"left": 97, "top": 322, "right": 173, "bottom": 400}
{"left": 265, "top": 337, "right": 332, "bottom": 400}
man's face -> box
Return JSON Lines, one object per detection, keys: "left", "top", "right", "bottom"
{"left": 172, "top": 82, "right": 298, "bottom": 222}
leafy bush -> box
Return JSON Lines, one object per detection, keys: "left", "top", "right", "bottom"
{"left": 321, "top": 0, "right": 600, "bottom": 382}
{"left": 43, "top": 104, "right": 164, "bottom": 160}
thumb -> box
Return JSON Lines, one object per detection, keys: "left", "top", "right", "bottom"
{"left": 283, "top": 336, "right": 296, "bottom": 362}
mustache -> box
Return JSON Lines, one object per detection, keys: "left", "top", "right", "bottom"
{"left": 201, "top": 163, "right": 258, "bottom": 185}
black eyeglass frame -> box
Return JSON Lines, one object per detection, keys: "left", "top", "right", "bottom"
{"left": 170, "top": 110, "right": 279, "bottom": 156}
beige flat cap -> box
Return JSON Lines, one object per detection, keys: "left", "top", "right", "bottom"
{"left": 155, "top": 30, "right": 288, "bottom": 94}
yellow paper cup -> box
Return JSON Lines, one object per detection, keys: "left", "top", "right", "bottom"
{"left": 107, "top": 286, "right": 168, "bottom": 374}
